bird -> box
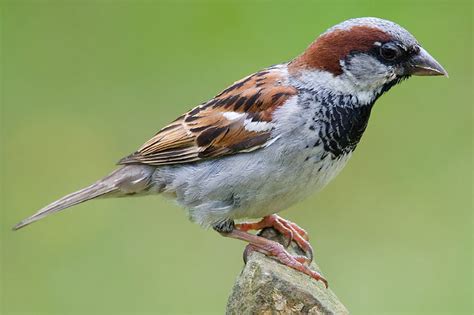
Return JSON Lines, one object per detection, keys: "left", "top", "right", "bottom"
{"left": 13, "top": 17, "right": 447, "bottom": 288}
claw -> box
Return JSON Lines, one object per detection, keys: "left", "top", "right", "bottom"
{"left": 236, "top": 214, "right": 315, "bottom": 262}
{"left": 294, "top": 255, "right": 311, "bottom": 265}
{"left": 228, "top": 229, "right": 328, "bottom": 287}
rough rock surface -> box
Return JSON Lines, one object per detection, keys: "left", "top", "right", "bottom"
{"left": 226, "top": 228, "right": 349, "bottom": 314}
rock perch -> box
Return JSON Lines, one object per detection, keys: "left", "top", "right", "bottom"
{"left": 226, "top": 228, "right": 349, "bottom": 314}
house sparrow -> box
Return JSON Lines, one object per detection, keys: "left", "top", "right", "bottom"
{"left": 14, "top": 17, "right": 447, "bottom": 288}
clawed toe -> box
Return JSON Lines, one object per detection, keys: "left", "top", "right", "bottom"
{"left": 241, "top": 236, "right": 327, "bottom": 287}
{"left": 243, "top": 244, "right": 309, "bottom": 265}
{"left": 223, "top": 228, "right": 328, "bottom": 288}
{"left": 236, "top": 214, "right": 315, "bottom": 262}
{"left": 293, "top": 255, "right": 311, "bottom": 265}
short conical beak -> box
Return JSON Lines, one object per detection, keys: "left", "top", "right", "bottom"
{"left": 407, "top": 46, "right": 449, "bottom": 77}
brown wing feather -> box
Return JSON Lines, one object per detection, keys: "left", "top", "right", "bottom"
{"left": 118, "top": 66, "right": 297, "bottom": 166}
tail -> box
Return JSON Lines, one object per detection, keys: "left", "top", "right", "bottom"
{"left": 13, "top": 165, "right": 155, "bottom": 230}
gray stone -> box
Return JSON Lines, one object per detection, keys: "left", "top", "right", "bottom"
{"left": 226, "top": 228, "right": 349, "bottom": 315}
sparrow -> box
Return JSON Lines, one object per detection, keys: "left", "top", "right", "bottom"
{"left": 13, "top": 17, "right": 447, "bottom": 288}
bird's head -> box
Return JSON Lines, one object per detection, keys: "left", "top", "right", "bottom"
{"left": 289, "top": 17, "right": 447, "bottom": 102}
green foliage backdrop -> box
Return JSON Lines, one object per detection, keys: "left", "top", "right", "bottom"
{"left": 1, "top": 1, "right": 472, "bottom": 314}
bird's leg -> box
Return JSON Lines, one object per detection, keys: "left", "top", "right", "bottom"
{"left": 214, "top": 221, "right": 328, "bottom": 288}
{"left": 235, "top": 214, "right": 313, "bottom": 262}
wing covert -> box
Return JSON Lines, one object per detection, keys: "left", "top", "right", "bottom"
{"left": 118, "top": 66, "right": 297, "bottom": 166}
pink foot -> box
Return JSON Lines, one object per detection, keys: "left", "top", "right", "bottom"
{"left": 227, "top": 230, "right": 327, "bottom": 288}
{"left": 236, "top": 214, "right": 314, "bottom": 262}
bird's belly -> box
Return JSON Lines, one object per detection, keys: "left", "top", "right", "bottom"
{"left": 154, "top": 145, "right": 351, "bottom": 227}
{"left": 233, "top": 151, "right": 352, "bottom": 219}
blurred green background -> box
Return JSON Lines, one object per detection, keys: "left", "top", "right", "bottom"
{"left": 1, "top": 1, "right": 472, "bottom": 314}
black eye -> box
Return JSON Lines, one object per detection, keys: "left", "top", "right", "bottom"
{"left": 380, "top": 43, "right": 402, "bottom": 61}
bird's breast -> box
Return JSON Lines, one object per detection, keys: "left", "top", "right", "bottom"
{"left": 297, "top": 88, "right": 373, "bottom": 158}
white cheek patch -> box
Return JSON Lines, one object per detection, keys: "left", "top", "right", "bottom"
{"left": 295, "top": 70, "right": 376, "bottom": 106}
{"left": 243, "top": 119, "right": 274, "bottom": 132}
{"left": 222, "top": 112, "right": 246, "bottom": 120}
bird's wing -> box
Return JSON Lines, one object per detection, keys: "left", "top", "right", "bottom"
{"left": 118, "top": 67, "right": 297, "bottom": 166}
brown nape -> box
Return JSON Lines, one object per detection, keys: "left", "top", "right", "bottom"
{"left": 289, "top": 26, "right": 392, "bottom": 76}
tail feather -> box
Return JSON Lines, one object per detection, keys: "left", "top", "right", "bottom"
{"left": 12, "top": 165, "right": 155, "bottom": 230}
{"left": 12, "top": 183, "right": 117, "bottom": 230}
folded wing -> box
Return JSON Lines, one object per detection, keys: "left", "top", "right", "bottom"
{"left": 118, "top": 66, "right": 297, "bottom": 166}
